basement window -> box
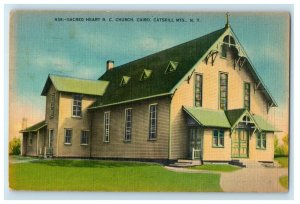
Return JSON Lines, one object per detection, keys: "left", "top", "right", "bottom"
{"left": 120, "top": 76, "right": 131, "bottom": 87}
{"left": 140, "top": 69, "right": 152, "bottom": 81}
{"left": 165, "top": 61, "right": 178, "bottom": 74}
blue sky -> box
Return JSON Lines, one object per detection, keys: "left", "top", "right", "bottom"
{"left": 10, "top": 11, "right": 290, "bottom": 137}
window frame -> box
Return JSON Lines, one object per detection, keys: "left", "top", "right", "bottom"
{"left": 28, "top": 134, "right": 33, "bottom": 146}
{"left": 256, "top": 132, "right": 267, "bottom": 150}
{"left": 64, "top": 128, "right": 72, "bottom": 145}
{"left": 194, "top": 73, "right": 203, "bottom": 107}
{"left": 50, "top": 93, "right": 55, "bottom": 118}
{"left": 212, "top": 129, "right": 225, "bottom": 148}
{"left": 148, "top": 104, "right": 158, "bottom": 141}
{"left": 103, "top": 111, "right": 110, "bottom": 143}
{"left": 80, "top": 130, "right": 89, "bottom": 145}
{"left": 72, "top": 94, "right": 82, "bottom": 118}
{"left": 244, "top": 82, "right": 251, "bottom": 110}
{"left": 124, "top": 108, "right": 132, "bottom": 142}
{"left": 219, "top": 72, "right": 228, "bottom": 110}
{"left": 48, "top": 129, "right": 54, "bottom": 148}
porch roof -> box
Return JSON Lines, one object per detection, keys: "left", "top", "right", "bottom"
{"left": 20, "top": 120, "right": 46, "bottom": 133}
{"left": 252, "top": 115, "right": 276, "bottom": 132}
{"left": 183, "top": 106, "right": 276, "bottom": 132}
{"left": 183, "top": 106, "right": 231, "bottom": 128}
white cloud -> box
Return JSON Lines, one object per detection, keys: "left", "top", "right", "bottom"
{"left": 136, "top": 37, "right": 175, "bottom": 53}
{"left": 34, "top": 54, "right": 74, "bottom": 72}
{"left": 76, "top": 30, "right": 115, "bottom": 53}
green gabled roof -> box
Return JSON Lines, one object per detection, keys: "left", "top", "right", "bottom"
{"left": 224, "top": 109, "right": 247, "bottom": 126}
{"left": 20, "top": 120, "right": 46, "bottom": 133}
{"left": 92, "top": 27, "right": 226, "bottom": 108}
{"left": 183, "top": 106, "right": 231, "bottom": 128}
{"left": 41, "top": 74, "right": 109, "bottom": 96}
{"left": 252, "top": 115, "right": 276, "bottom": 132}
{"left": 183, "top": 106, "right": 276, "bottom": 132}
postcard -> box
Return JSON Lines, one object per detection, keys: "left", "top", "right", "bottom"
{"left": 9, "top": 10, "right": 290, "bottom": 192}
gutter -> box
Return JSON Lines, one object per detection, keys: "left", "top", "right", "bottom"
{"left": 88, "top": 92, "right": 172, "bottom": 109}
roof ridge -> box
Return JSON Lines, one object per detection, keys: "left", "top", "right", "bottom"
{"left": 50, "top": 74, "right": 107, "bottom": 83}
{"left": 99, "top": 27, "right": 226, "bottom": 76}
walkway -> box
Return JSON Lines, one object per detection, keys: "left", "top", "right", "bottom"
{"left": 220, "top": 167, "right": 288, "bottom": 192}
{"left": 164, "top": 165, "right": 288, "bottom": 192}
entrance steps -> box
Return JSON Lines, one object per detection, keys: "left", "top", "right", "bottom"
{"left": 230, "top": 159, "right": 275, "bottom": 168}
{"left": 229, "top": 160, "right": 246, "bottom": 168}
{"left": 169, "top": 159, "right": 202, "bottom": 167}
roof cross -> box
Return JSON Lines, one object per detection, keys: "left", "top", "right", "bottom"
{"left": 225, "top": 12, "right": 230, "bottom": 28}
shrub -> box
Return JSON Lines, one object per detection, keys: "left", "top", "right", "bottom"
{"left": 9, "top": 137, "right": 21, "bottom": 155}
{"left": 274, "top": 134, "right": 289, "bottom": 156}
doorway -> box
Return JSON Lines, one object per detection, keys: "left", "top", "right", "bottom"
{"left": 231, "top": 129, "right": 249, "bottom": 158}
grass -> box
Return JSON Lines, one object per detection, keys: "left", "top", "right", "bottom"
{"left": 279, "top": 176, "right": 288, "bottom": 189}
{"left": 9, "top": 159, "right": 222, "bottom": 192}
{"left": 189, "top": 164, "right": 241, "bottom": 172}
{"left": 275, "top": 156, "right": 289, "bottom": 168}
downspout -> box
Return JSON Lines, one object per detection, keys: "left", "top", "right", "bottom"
{"left": 56, "top": 92, "right": 61, "bottom": 157}
{"left": 89, "top": 110, "right": 93, "bottom": 158}
{"left": 37, "top": 130, "right": 39, "bottom": 156}
{"left": 168, "top": 96, "right": 172, "bottom": 161}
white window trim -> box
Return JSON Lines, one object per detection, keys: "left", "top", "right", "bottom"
{"left": 124, "top": 108, "right": 132, "bottom": 142}
{"left": 103, "top": 111, "right": 110, "bottom": 143}
{"left": 80, "top": 130, "right": 90, "bottom": 145}
{"left": 212, "top": 129, "right": 225, "bottom": 148}
{"left": 72, "top": 94, "right": 82, "bottom": 118}
{"left": 256, "top": 132, "right": 267, "bottom": 150}
{"left": 64, "top": 128, "right": 72, "bottom": 145}
{"left": 48, "top": 129, "right": 54, "bottom": 148}
{"left": 194, "top": 72, "right": 203, "bottom": 107}
{"left": 148, "top": 103, "right": 158, "bottom": 141}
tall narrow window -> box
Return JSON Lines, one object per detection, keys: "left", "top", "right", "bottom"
{"left": 124, "top": 108, "right": 132, "bottom": 141}
{"left": 81, "top": 130, "right": 89, "bottom": 145}
{"left": 149, "top": 104, "right": 157, "bottom": 140}
{"left": 244, "top": 82, "right": 251, "bottom": 110}
{"left": 104, "top": 112, "right": 110, "bottom": 142}
{"left": 49, "top": 129, "right": 54, "bottom": 148}
{"left": 28, "top": 134, "right": 33, "bottom": 146}
{"left": 221, "top": 44, "right": 227, "bottom": 58}
{"left": 219, "top": 73, "right": 228, "bottom": 110}
{"left": 195, "top": 74, "right": 203, "bottom": 107}
{"left": 213, "top": 129, "right": 224, "bottom": 147}
{"left": 256, "top": 132, "right": 266, "bottom": 149}
{"left": 64, "top": 129, "right": 72, "bottom": 144}
{"left": 50, "top": 93, "right": 55, "bottom": 118}
{"left": 72, "top": 94, "right": 82, "bottom": 117}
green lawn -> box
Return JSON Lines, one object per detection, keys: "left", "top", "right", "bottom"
{"left": 189, "top": 164, "right": 241, "bottom": 172}
{"left": 279, "top": 176, "right": 288, "bottom": 189}
{"left": 275, "top": 156, "right": 289, "bottom": 168}
{"left": 9, "top": 155, "right": 37, "bottom": 161}
{"left": 9, "top": 159, "right": 222, "bottom": 192}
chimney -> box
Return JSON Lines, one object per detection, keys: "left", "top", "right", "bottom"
{"left": 22, "top": 117, "right": 27, "bottom": 130}
{"left": 106, "top": 60, "right": 114, "bottom": 71}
